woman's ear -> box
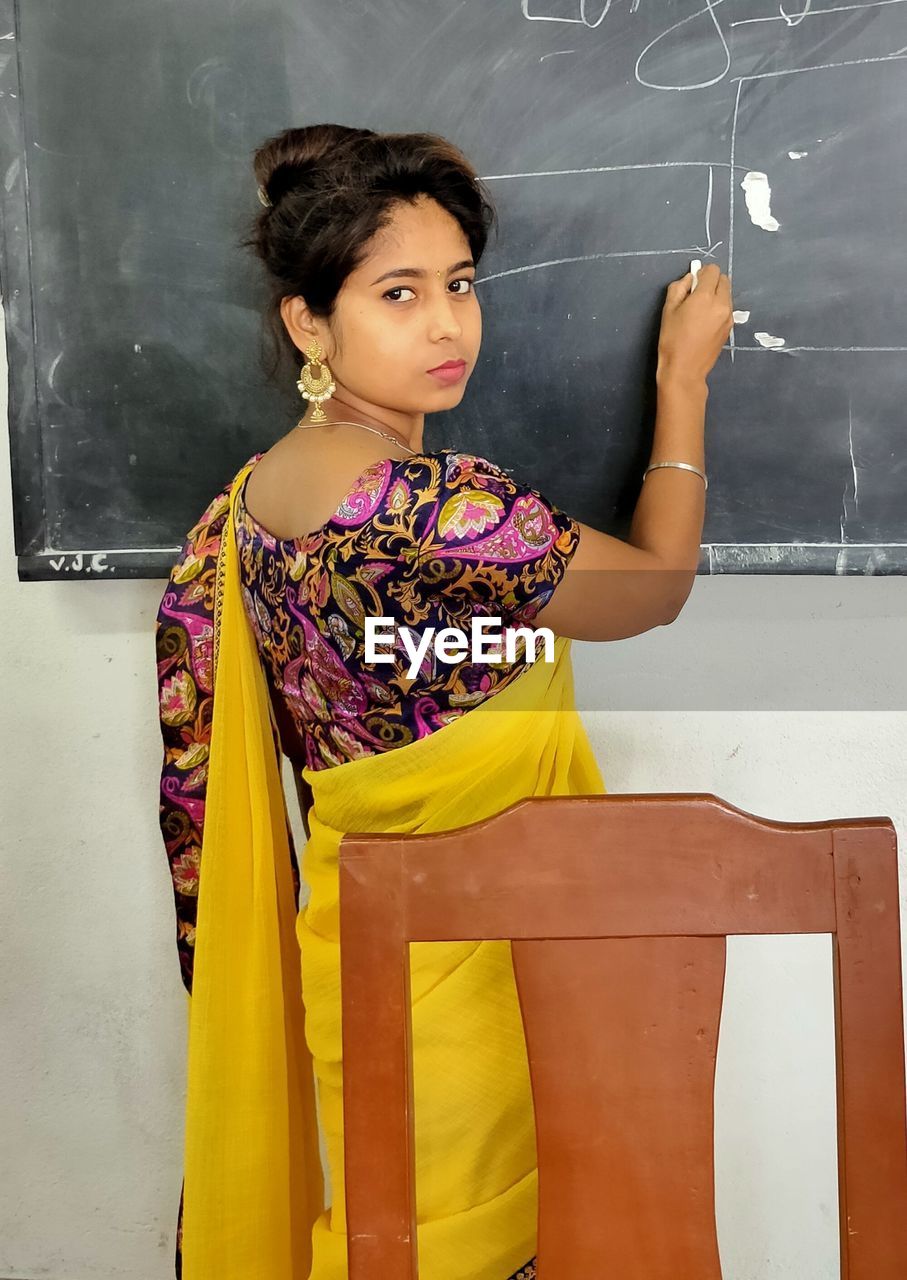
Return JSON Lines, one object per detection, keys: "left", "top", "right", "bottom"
{"left": 280, "top": 294, "right": 333, "bottom": 361}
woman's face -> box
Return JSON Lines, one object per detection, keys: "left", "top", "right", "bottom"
{"left": 282, "top": 194, "right": 482, "bottom": 422}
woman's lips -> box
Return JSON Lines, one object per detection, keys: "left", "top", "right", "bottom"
{"left": 427, "top": 360, "right": 467, "bottom": 384}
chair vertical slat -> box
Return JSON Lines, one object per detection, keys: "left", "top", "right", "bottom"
{"left": 832, "top": 827, "right": 907, "bottom": 1276}
{"left": 513, "top": 935, "right": 726, "bottom": 1277}
{"left": 340, "top": 844, "right": 418, "bottom": 1277}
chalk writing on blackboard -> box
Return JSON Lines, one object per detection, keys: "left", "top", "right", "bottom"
{"left": 46, "top": 553, "right": 114, "bottom": 575}
{"left": 521, "top": 0, "right": 907, "bottom": 93}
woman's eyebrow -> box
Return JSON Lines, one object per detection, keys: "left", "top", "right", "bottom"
{"left": 370, "top": 259, "right": 475, "bottom": 285}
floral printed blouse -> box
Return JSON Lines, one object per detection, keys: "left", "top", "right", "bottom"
{"left": 155, "top": 448, "right": 577, "bottom": 1277}
{"left": 157, "top": 444, "right": 580, "bottom": 985}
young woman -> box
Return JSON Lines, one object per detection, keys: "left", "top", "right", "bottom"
{"left": 155, "top": 125, "right": 733, "bottom": 1280}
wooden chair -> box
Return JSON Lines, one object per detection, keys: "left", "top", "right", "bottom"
{"left": 338, "top": 793, "right": 907, "bottom": 1277}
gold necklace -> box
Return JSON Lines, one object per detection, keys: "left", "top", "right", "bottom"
{"left": 295, "top": 417, "right": 421, "bottom": 456}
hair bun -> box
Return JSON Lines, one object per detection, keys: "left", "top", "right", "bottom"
{"left": 255, "top": 124, "right": 373, "bottom": 210}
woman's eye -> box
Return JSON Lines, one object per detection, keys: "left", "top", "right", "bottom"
{"left": 382, "top": 279, "right": 475, "bottom": 302}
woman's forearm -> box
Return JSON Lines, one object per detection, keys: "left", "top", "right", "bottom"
{"left": 628, "top": 372, "right": 708, "bottom": 583}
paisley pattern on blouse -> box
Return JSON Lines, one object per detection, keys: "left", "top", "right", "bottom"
{"left": 155, "top": 472, "right": 303, "bottom": 1001}
{"left": 232, "top": 447, "right": 580, "bottom": 772}
{"left": 155, "top": 446, "right": 579, "bottom": 1278}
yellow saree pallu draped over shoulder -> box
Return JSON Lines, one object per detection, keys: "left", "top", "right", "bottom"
{"left": 182, "top": 458, "right": 606, "bottom": 1279}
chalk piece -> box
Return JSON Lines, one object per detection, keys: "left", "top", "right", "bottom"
{"left": 690, "top": 259, "right": 702, "bottom": 292}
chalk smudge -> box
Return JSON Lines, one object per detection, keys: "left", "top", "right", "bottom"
{"left": 741, "top": 171, "right": 780, "bottom": 231}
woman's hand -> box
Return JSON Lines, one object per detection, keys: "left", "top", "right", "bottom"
{"left": 656, "top": 262, "right": 734, "bottom": 386}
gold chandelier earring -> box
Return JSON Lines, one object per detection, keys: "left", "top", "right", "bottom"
{"left": 296, "top": 338, "right": 336, "bottom": 422}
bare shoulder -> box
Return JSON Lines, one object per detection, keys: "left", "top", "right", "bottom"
{"left": 243, "top": 427, "right": 411, "bottom": 540}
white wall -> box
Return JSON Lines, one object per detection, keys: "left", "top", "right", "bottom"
{"left": 2, "top": 326, "right": 905, "bottom": 1277}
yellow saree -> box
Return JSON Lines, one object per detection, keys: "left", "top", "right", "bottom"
{"left": 181, "top": 458, "right": 606, "bottom": 1278}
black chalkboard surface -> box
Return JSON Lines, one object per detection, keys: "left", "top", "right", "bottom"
{"left": 2, "top": 0, "right": 906, "bottom": 581}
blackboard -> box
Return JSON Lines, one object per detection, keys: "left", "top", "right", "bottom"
{"left": 3, "top": 0, "right": 906, "bottom": 581}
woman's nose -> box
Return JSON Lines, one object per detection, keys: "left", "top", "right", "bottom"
{"left": 429, "top": 296, "right": 463, "bottom": 339}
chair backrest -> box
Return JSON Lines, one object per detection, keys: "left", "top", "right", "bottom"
{"left": 338, "top": 793, "right": 907, "bottom": 1277}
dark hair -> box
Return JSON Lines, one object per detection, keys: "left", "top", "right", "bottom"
{"left": 239, "top": 125, "right": 498, "bottom": 382}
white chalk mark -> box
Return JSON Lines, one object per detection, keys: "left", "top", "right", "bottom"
{"left": 3, "top": 157, "right": 19, "bottom": 196}
{"left": 480, "top": 159, "right": 753, "bottom": 181}
{"left": 848, "top": 399, "right": 859, "bottom": 512}
{"left": 636, "top": 0, "right": 731, "bottom": 92}
{"left": 840, "top": 398, "right": 859, "bottom": 541}
{"left": 754, "top": 332, "right": 787, "bottom": 347}
{"left": 32, "top": 142, "right": 89, "bottom": 158}
{"left": 708, "top": 541, "right": 907, "bottom": 547}
{"left": 47, "top": 552, "right": 115, "bottom": 574}
{"left": 741, "top": 172, "right": 781, "bottom": 231}
{"left": 731, "top": 0, "right": 907, "bottom": 28}
{"left": 733, "top": 344, "right": 907, "bottom": 352}
{"left": 47, "top": 351, "right": 63, "bottom": 391}
{"left": 476, "top": 245, "right": 722, "bottom": 284}
{"left": 520, "top": 0, "right": 613, "bottom": 27}
{"left": 779, "top": 0, "right": 813, "bottom": 26}
{"left": 705, "top": 165, "right": 714, "bottom": 244}
{"left": 732, "top": 310, "right": 751, "bottom": 323}
{"left": 539, "top": 50, "right": 576, "bottom": 61}
{"left": 732, "top": 53, "right": 907, "bottom": 82}
{"left": 40, "top": 547, "right": 195, "bottom": 564}
{"left": 728, "top": 78, "right": 743, "bottom": 364}
{"left": 788, "top": 150, "right": 809, "bottom": 158}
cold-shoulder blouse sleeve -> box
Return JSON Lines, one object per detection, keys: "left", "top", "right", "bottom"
{"left": 153, "top": 470, "right": 300, "bottom": 999}
{"left": 411, "top": 451, "right": 580, "bottom": 626}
